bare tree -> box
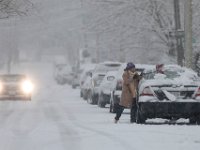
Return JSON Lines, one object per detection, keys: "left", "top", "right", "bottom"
{"left": 0, "top": 0, "right": 33, "bottom": 73}
{"left": 81, "top": 0, "right": 200, "bottom": 64}
{"left": 141, "top": 0, "right": 176, "bottom": 56}
{"left": 0, "top": 0, "right": 33, "bottom": 19}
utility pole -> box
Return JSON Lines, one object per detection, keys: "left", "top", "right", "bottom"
{"left": 174, "top": 0, "right": 184, "bottom": 66}
{"left": 80, "top": 0, "right": 88, "bottom": 60}
{"left": 184, "top": 0, "right": 193, "bottom": 68}
{"left": 96, "top": 33, "right": 100, "bottom": 63}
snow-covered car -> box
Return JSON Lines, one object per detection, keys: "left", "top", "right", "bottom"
{"left": 0, "top": 74, "right": 34, "bottom": 100}
{"left": 98, "top": 71, "right": 118, "bottom": 108}
{"left": 86, "top": 62, "right": 122, "bottom": 105}
{"left": 71, "top": 69, "right": 83, "bottom": 89}
{"left": 87, "top": 73, "right": 106, "bottom": 105}
{"left": 54, "top": 64, "right": 73, "bottom": 85}
{"left": 136, "top": 65, "right": 200, "bottom": 124}
{"left": 109, "top": 64, "right": 155, "bottom": 113}
{"left": 80, "top": 65, "right": 95, "bottom": 97}
{"left": 81, "top": 75, "right": 93, "bottom": 100}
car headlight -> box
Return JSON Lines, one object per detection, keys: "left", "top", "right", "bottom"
{"left": 0, "top": 83, "right": 3, "bottom": 93}
{"left": 21, "top": 80, "right": 34, "bottom": 94}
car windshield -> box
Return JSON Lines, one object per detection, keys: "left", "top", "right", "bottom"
{"left": 0, "top": 75, "right": 25, "bottom": 82}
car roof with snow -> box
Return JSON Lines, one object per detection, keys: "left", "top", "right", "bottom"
{"left": 93, "top": 61, "right": 122, "bottom": 73}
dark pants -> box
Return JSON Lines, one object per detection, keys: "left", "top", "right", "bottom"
{"left": 115, "top": 104, "right": 125, "bottom": 121}
{"left": 130, "top": 99, "right": 137, "bottom": 122}
{"left": 115, "top": 98, "right": 137, "bottom": 122}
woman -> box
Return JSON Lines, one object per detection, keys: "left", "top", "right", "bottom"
{"left": 114, "top": 62, "right": 141, "bottom": 123}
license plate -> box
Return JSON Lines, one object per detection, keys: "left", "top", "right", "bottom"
{"left": 9, "top": 91, "right": 16, "bottom": 95}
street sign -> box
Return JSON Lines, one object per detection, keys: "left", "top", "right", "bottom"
{"left": 169, "top": 30, "right": 184, "bottom": 38}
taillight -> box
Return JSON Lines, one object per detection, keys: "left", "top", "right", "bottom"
{"left": 140, "top": 87, "right": 154, "bottom": 96}
{"left": 195, "top": 87, "right": 200, "bottom": 98}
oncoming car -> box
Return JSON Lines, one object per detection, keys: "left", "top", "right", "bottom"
{"left": 0, "top": 74, "right": 34, "bottom": 100}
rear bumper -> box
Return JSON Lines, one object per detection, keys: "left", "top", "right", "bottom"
{"left": 139, "top": 102, "right": 200, "bottom": 119}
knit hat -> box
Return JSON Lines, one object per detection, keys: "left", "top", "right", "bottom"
{"left": 125, "top": 62, "right": 135, "bottom": 71}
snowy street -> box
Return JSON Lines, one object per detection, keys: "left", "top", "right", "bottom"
{"left": 0, "top": 0, "right": 199, "bottom": 149}
{"left": 0, "top": 63, "right": 199, "bottom": 150}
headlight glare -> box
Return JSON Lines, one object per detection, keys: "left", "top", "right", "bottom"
{"left": 22, "top": 80, "right": 33, "bottom": 94}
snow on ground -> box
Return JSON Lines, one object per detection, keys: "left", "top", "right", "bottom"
{"left": 0, "top": 62, "right": 200, "bottom": 150}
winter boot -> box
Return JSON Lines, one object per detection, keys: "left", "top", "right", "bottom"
{"left": 114, "top": 118, "right": 118, "bottom": 124}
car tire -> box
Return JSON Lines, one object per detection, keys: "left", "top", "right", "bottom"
{"left": 87, "top": 92, "right": 97, "bottom": 105}
{"left": 195, "top": 115, "right": 200, "bottom": 125}
{"left": 92, "top": 95, "right": 98, "bottom": 105}
{"left": 87, "top": 91, "right": 93, "bottom": 104}
{"left": 80, "top": 91, "right": 83, "bottom": 97}
{"left": 189, "top": 117, "right": 197, "bottom": 124}
{"left": 98, "top": 94, "right": 106, "bottom": 108}
{"left": 83, "top": 93, "right": 87, "bottom": 100}
{"left": 98, "top": 100, "right": 106, "bottom": 108}
{"left": 196, "top": 115, "right": 200, "bottom": 125}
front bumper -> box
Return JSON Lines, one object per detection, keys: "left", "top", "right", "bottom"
{"left": 139, "top": 101, "right": 200, "bottom": 119}
{"left": 0, "top": 94, "right": 31, "bottom": 100}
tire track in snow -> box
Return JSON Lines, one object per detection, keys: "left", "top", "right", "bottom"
{"left": 59, "top": 98, "right": 136, "bottom": 150}
{"left": 42, "top": 85, "right": 81, "bottom": 150}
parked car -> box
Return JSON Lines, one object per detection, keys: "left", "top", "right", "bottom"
{"left": 0, "top": 74, "right": 34, "bottom": 100}
{"left": 54, "top": 64, "right": 73, "bottom": 85}
{"left": 136, "top": 65, "right": 200, "bottom": 124}
{"left": 85, "top": 62, "right": 122, "bottom": 105}
{"left": 71, "top": 69, "right": 83, "bottom": 89}
{"left": 80, "top": 65, "right": 95, "bottom": 97}
{"left": 87, "top": 73, "right": 106, "bottom": 104}
{"left": 98, "top": 71, "right": 118, "bottom": 108}
{"left": 81, "top": 75, "right": 93, "bottom": 100}
{"left": 109, "top": 64, "right": 155, "bottom": 113}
